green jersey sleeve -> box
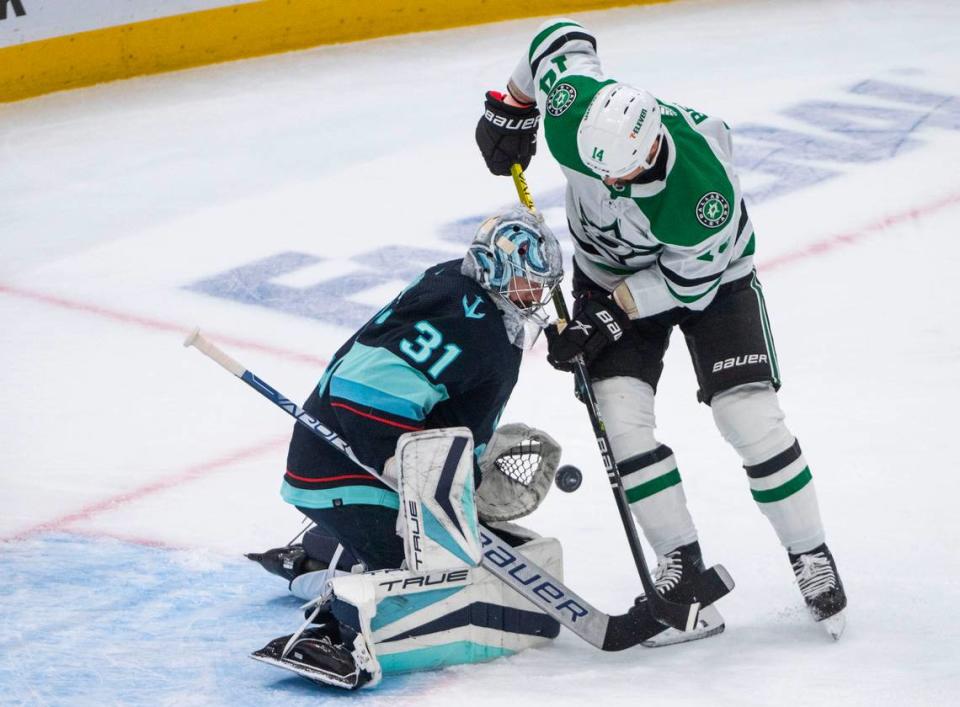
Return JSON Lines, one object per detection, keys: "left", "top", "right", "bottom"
{"left": 506, "top": 21, "right": 756, "bottom": 318}
{"left": 508, "top": 19, "right": 615, "bottom": 177}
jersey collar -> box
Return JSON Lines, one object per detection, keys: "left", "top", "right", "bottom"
{"left": 603, "top": 127, "right": 676, "bottom": 199}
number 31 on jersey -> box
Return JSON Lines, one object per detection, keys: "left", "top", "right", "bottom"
{"left": 400, "top": 321, "right": 462, "bottom": 380}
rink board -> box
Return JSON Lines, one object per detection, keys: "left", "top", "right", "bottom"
{"left": 0, "top": 0, "right": 669, "bottom": 102}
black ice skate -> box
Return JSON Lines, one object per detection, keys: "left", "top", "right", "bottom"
{"left": 641, "top": 541, "right": 727, "bottom": 647}
{"left": 251, "top": 627, "right": 373, "bottom": 690}
{"left": 790, "top": 542, "right": 847, "bottom": 640}
{"left": 245, "top": 544, "right": 328, "bottom": 583}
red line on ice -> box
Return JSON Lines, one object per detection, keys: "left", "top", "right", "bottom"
{"left": 3, "top": 434, "right": 288, "bottom": 543}
{"left": 524, "top": 190, "right": 960, "bottom": 359}
{"left": 64, "top": 527, "right": 192, "bottom": 551}
{"left": 4, "top": 190, "right": 959, "bottom": 548}
{"left": 3, "top": 190, "right": 958, "bottom": 368}
{"left": 758, "top": 190, "right": 960, "bottom": 272}
{"left": 0, "top": 283, "right": 329, "bottom": 368}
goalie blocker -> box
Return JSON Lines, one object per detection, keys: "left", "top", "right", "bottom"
{"left": 253, "top": 426, "right": 566, "bottom": 689}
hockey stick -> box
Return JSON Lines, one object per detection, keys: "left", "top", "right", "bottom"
{"left": 184, "top": 328, "right": 703, "bottom": 651}
{"left": 510, "top": 164, "right": 713, "bottom": 632}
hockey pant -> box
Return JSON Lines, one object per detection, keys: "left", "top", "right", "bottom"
{"left": 594, "top": 377, "right": 826, "bottom": 556}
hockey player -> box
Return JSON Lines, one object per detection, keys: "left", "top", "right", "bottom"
{"left": 474, "top": 19, "right": 846, "bottom": 640}
{"left": 248, "top": 207, "right": 572, "bottom": 689}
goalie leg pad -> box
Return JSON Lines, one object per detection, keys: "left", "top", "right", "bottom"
{"left": 329, "top": 529, "right": 563, "bottom": 679}
{"left": 396, "top": 428, "right": 482, "bottom": 573}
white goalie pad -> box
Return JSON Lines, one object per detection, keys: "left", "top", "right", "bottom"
{"left": 326, "top": 528, "right": 563, "bottom": 682}
{"left": 396, "top": 427, "right": 482, "bottom": 574}
{"left": 476, "top": 423, "right": 562, "bottom": 522}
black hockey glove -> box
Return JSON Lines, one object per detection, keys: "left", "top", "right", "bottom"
{"left": 545, "top": 297, "right": 629, "bottom": 372}
{"left": 475, "top": 91, "right": 539, "bottom": 176}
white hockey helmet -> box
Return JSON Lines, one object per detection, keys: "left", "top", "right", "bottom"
{"left": 577, "top": 83, "right": 663, "bottom": 179}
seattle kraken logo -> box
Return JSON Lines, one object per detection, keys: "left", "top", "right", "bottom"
{"left": 462, "top": 295, "right": 486, "bottom": 319}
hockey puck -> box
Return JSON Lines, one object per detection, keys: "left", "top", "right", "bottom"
{"left": 555, "top": 465, "right": 583, "bottom": 493}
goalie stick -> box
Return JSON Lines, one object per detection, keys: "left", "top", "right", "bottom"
{"left": 509, "top": 164, "right": 732, "bottom": 632}
{"left": 184, "top": 329, "right": 732, "bottom": 650}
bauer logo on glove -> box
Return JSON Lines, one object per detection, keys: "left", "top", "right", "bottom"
{"left": 545, "top": 298, "right": 628, "bottom": 371}
{"left": 475, "top": 90, "right": 540, "bottom": 176}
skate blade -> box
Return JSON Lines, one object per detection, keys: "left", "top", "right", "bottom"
{"left": 250, "top": 649, "right": 358, "bottom": 690}
{"left": 820, "top": 610, "right": 846, "bottom": 641}
{"left": 711, "top": 563, "right": 735, "bottom": 593}
{"left": 244, "top": 552, "right": 283, "bottom": 577}
{"left": 643, "top": 604, "right": 725, "bottom": 648}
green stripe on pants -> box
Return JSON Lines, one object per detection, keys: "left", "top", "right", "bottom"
{"left": 750, "top": 273, "right": 781, "bottom": 385}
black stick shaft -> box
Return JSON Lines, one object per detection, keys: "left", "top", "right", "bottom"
{"left": 511, "top": 165, "right": 698, "bottom": 632}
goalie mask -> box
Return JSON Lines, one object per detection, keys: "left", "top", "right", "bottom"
{"left": 465, "top": 206, "right": 563, "bottom": 329}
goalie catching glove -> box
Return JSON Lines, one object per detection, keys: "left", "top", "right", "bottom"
{"left": 476, "top": 423, "right": 562, "bottom": 522}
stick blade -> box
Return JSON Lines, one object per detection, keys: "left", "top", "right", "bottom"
{"left": 643, "top": 604, "right": 726, "bottom": 648}
{"left": 602, "top": 598, "right": 667, "bottom": 651}
{"left": 649, "top": 595, "right": 700, "bottom": 632}
{"left": 645, "top": 563, "right": 734, "bottom": 632}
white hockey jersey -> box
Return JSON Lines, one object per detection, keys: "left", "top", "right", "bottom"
{"left": 507, "top": 19, "right": 756, "bottom": 317}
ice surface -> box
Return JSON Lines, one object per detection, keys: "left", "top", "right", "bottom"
{"left": 2, "top": 0, "right": 960, "bottom": 704}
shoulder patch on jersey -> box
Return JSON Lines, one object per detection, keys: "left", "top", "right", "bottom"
{"left": 696, "top": 192, "right": 731, "bottom": 228}
{"left": 542, "top": 75, "right": 615, "bottom": 177}
{"left": 546, "top": 82, "right": 577, "bottom": 117}
{"left": 462, "top": 295, "right": 486, "bottom": 319}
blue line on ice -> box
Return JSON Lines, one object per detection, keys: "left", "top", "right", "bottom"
{"left": 0, "top": 534, "right": 428, "bottom": 705}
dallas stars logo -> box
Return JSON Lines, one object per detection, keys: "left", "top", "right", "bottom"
{"left": 546, "top": 83, "right": 577, "bottom": 117}
{"left": 576, "top": 203, "right": 660, "bottom": 265}
{"left": 696, "top": 192, "right": 730, "bottom": 228}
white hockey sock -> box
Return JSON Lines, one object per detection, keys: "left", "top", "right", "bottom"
{"left": 744, "top": 441, "right": 825, "bottom": 554}
{"left": 620, "top": 445, "right": 698, "bottom": 556}
{"left": 594, "top": 377, "right": 698, "bottom": 556}
{"left": 712, "top": 383, "right": 825, "bottom": 554}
